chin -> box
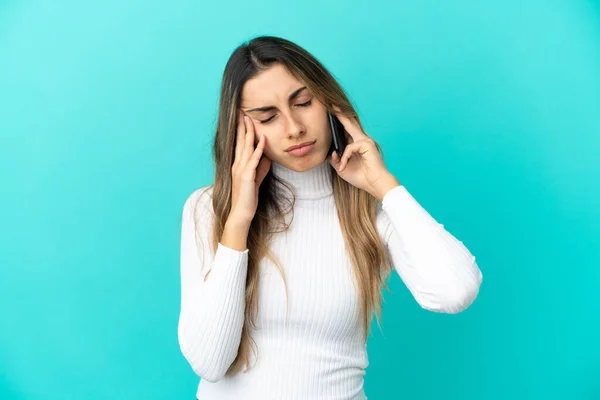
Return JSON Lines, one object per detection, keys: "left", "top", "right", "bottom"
{"left": 292, "top": 153, "right": 328, "bottom": 171}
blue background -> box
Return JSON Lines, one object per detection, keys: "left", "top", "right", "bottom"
{"left": 2, "top": 1, "right": 599, "bottom": 399}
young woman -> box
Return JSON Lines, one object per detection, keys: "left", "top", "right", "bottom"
{"left": 178, "top": 35, "right": 483, "bottom": 400}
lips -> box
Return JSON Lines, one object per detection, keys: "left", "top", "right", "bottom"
{"left": 286, "top": 140, "right": 316, "bottom": 152}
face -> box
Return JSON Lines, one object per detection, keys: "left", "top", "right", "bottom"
{"left": 239, "top": 63, "right": 331, "bottom": 172}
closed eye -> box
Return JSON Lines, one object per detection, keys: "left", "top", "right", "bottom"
{"left": 259, "top": 100, "right": 312, "bottom": 124}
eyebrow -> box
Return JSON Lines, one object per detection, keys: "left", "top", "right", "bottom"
{"left": 244, "top": 86, "right": 309, "bottom": 114}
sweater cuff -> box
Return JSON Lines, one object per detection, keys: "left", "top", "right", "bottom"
{"left": 205, "top": 242, "right": 249, "bottom": 288}
{"left": 381, "top": 184, "right": 439, "bottom": 231}
{"left": 381, "top": 184, "right": 408, "bottom": 207}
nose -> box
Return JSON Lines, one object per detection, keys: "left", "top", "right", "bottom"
{"left": 284, "top": 113, "right": 306, "bottom": 139}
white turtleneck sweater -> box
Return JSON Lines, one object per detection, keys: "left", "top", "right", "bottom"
{"left": 178, "top": 159, "right": 482, "bottom": 400}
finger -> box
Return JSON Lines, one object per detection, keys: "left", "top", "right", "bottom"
{"left": 328, "top": 151, "right": 338, "bottom": 170}
{"left": 241, "top": 115, "right": 255, "bottom": 164}
{"left": 248, "top": 133, "right": 266, "bottom": 171}
{"left": 339, "top": 142, "right": 359, "bottom": 172}
{"left": 332, "top": 106, "right": 367, "bottom": 141}
{"left": 330, "top": 151, "right": 344, "bottom": 172}
{"left": 235, "top": 110, "right": 246, "bottom": 164}
{"left": 330, "top": 150, "right": 340, "bottom": 166}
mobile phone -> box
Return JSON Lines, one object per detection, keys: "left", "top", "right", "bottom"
{"left": 328, "top": 111, "right": 347, "bottom": 158}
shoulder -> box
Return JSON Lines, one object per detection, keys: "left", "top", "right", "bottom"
{"left": 182, "top": 184, "right": 215, "bottom": 222}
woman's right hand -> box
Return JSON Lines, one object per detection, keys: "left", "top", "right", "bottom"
{"left": 229, "top": 109, "right": 272, "bottom": 225}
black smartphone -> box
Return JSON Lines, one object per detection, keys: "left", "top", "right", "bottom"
{"left": 328, "top": 111, "right": 347, "bottom": 158}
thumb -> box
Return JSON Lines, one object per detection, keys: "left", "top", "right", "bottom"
{"left": 329, "top": 150, "right": 341, "bottom": 170}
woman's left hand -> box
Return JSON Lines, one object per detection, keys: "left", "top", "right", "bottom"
{"left": 328, "top": 106, "right": 399, "bottom": 200}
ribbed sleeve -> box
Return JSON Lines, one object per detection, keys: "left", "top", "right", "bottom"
{"left": 177, "top": 187, "right": 249, "bottom": 382}
{"left": 381, "top": 185, "right": 483, "bottom": 314}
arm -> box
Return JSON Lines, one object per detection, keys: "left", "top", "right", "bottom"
{"left": 379, "top": 185, "right": 483, "bottom": 314}
{"left": 177, "top": 186, "right": 249, "bottom": 382}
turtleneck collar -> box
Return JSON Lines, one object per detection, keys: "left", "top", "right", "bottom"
{"left": 271, "top": 158, "right": 334, "bottom": 200}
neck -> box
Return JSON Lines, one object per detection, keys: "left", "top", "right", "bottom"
{"left": 271, "top": 158, "right": 334, "bottom": 200}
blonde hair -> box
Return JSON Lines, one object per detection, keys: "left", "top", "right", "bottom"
{"left": 196, "top": 35, "right": 393, "bottom": 376}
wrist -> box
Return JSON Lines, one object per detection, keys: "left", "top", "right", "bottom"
{"left": 226, "top": 215, "right": 252, "bottom": 231}
{"left": 372, "top": 173, "right": 401, "bottom": 202}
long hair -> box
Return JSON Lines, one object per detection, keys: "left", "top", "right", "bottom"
{"left": 194, "top": 35, "right": 394, "bottom": 376}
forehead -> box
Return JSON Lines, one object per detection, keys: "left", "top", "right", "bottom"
{"left": 240, "top": 64, "right": 306, "bottom": 105}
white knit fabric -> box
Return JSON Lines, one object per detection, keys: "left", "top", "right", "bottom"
{"left": 178, "top": 159, "right": 483, "bottom": 400}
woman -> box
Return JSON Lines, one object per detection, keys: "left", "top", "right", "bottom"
{"left": 178, "top": 35, "right": 483, "bottom": 400}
